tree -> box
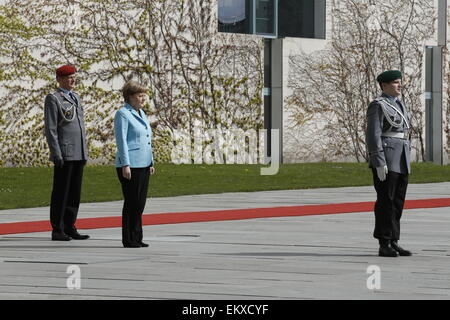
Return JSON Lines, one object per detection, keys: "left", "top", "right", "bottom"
{"left": 285, "top": 0, "right": 435, "bottom": 163}
{"left": 445, "top": 45, "right": 450, "bottom": 163}
{"left": 0, "top": 0, "right": 263, "bottom": 166}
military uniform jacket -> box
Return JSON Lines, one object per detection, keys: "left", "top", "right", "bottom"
{"left": 44, "top": 88, "right": 88, "bottom": 161}
{"left": 366, "top": 93, "right": 411, "bottom": 174}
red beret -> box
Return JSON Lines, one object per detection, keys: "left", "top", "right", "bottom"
{"left": 56, "top": 65, "right": 77, "bottom": 77}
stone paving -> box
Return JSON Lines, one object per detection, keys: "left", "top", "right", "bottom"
{"left": 0, "top": 183, "right": 449, "bottom": 300}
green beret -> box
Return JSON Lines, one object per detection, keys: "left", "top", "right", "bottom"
{"left": 377, "top": 70, "right": 402, "bottom": 83}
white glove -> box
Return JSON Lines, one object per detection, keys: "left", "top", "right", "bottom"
{"left": 376, "top": 165, "right": 388, "bottom": 182}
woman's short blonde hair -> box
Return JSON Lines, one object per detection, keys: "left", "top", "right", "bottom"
{"left": 122, "top": 80, "right": 147, "bottom": 103}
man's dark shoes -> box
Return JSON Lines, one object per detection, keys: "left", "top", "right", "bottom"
{"left": 391, "top": 241, "right": 412, "bottom": 256}
{"left": 378, "top": 240, "right": 398, "bottom": 257}
{"left": 52, "top": 232, "right": 71, "bottom": 241}
{"left": 123, "top": 242, "right": 149, "bottom": 248}
{"left": 66, "top": 232, "right": 90, "bottom": 240}
{"left": 123, "top": 243, "right": 141, "bottom": 248}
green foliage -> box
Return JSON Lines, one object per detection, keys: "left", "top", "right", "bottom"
{"left": 0, "top": 0, "right": 264, "bottom": 167}
{"left": 152, "top": 129, "right": 173, "bottom": 163}
{"left": 286, "top": 0, "right": 435, "bottom": 163}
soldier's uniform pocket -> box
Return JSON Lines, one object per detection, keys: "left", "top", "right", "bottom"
{"left": 61, "top": 102, "right": 75, "bottom": 120}
{"left": 62, "top": 143, "right": 74, "bottom": 157}
{"left": 383, "top": 139, "right": 394, "bottom": 149}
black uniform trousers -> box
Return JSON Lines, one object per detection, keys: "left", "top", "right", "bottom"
{"left": 372, "top": 169, "right": 409, "bottom": 241}
{"left": 116, "top": 167, "right": 150, "bottom": 246}
{"left": 50, "top": 160, "right": 86, "bottom": 234}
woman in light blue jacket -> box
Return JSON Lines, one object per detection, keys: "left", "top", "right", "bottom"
{"left": 114, "top": 80, "right": 155, "bottom": 248}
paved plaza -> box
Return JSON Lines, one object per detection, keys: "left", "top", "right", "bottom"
{"left": 0, "top": 183, "right": 449, "bottom": 300}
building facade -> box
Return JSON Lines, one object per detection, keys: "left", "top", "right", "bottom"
{"left": 218, "top": 0, "right": 448, "bottom": 165}
{"left": 0, "top": 0, "right": 448, "bottom": 166}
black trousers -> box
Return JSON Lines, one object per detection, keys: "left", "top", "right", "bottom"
{"left": 116, "top": 167, "right": 150, "bottom": 246}
{"left": 372, "top": 169, "right": 409, "bottom": 241}
{"left": 50, "top": 160, "right": 86, "bottom": 234}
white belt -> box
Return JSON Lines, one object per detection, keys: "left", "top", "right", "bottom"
{"left": 381, "top": 132, "right": 408, "bottom": 140}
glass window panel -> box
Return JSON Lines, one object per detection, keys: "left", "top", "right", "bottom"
{"left": 278, "top": 0, "right": 326, "bottom": 39}
{"left": 255, "top": 0, "right": 275, "bottom": 35}
{"left": 218, "top": 0, "right": 250, "bottom": 34}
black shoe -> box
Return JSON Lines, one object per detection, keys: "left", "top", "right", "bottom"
{"left": 391, "top": 241, "right": 412, "bottom": 256}
{"left": 140, "top": 242, "right": 149, "bottom": 247}
{"left": 123, "top": 243, "right": 141, "bottom": 248}
{"left": 66, "top": 232, "right": 90, "bottom": 240}
{"left": 52, "top": 232, "right": 71, "bottom": 241}
{"left": 378, "top": 242, "right": 398, "bottom": 257}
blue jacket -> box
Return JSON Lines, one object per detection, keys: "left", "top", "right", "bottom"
{"left": 114, "top": 103, "right": 153, "bottom": 168}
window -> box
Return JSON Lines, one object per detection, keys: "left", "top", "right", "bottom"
{"left": 278, "top": 0, "right": 326, "bottom": 39}
{"left": 218, "top": 0, "right": 326, "bottom": 39}
{"left": 218, "top": 0, "right": 250, "bottom": 34}
{"left": 255, "top": 0, "right": 276, "bottom": 35}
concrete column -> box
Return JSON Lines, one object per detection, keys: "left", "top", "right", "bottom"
{"left": 271, "top": 38, "right": 283, "bottom": 164}
{"left": 438, "top": 0, "right": 447, "bottom": 47}
{"left": 424, "top": 0, "right": 446, "bottom": 165}
{"left": 432, "top": 46, "right": 443, "bottom": 165}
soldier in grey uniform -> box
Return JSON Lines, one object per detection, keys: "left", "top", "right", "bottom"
{"left": 366, "top": 70, "right": 412, "bottom": 257}
{"left": 44, "top": 65, "right": 90, "bottom": 241}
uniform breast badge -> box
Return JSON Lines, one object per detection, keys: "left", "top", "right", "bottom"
{"left": 376, "top": 98, "right": 409, "bottom": 130}
{"left": 51, "top": 92, "right": 77, "bottom": 123}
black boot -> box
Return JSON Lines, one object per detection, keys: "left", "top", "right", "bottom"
{"left": 391, "top": 240, "right": 412, "bottom": 256}
{"left": 378, "top": 239, "right": 398, "bottom": 257}
{"left": 52, "top": 232, "right": 71, "bottom": 241}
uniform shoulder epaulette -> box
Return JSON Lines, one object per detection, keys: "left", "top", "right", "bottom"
{"left": 373, "top": 96, "right": 387, "bottom": 103}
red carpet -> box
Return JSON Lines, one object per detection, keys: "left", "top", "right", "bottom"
{"left": 1, "top": 198, "right": 450, "bottom": 235}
